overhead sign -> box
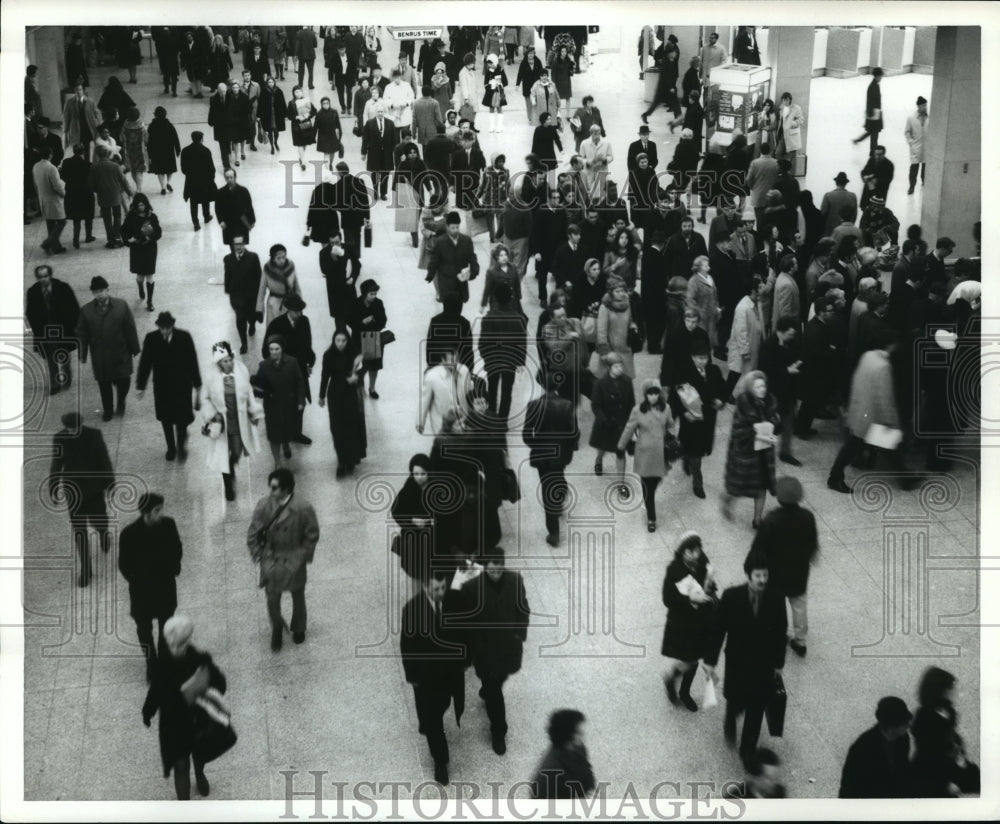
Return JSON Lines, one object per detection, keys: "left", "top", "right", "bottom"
{"left": 386, "top": 27, "right": 445, "bottom": 41}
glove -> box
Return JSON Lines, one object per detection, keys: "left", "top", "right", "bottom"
{"left": 142, "top": 713, "right": 152, "bottom": 728}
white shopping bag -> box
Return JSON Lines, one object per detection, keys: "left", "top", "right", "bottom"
{"left": 703, "top": 671, "right": 718, "bottom": 709}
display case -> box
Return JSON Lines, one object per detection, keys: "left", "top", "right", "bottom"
{"left": 705, "top": 63, "right": 772, "bottom": 146}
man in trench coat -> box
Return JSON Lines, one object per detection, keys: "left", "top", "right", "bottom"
{"left": 180, "top": 131, "right": 217, "bottom": 230}
{"left": 76, "top": 276, "right": 140, "bottom": 421}
{"left": 136, "top": 312, "right": 202, "bottom": 461}
{"left": 247, "top": 468, "right": 320, "bottom": 652}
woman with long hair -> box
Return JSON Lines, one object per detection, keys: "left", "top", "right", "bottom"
{"left": 476, "top": 153, "right": 509, "bottom": 243}
{"left": 318, "top": 328, "right": 368, "bottom": 477}
{"left": 201, "top": 341, "right": 263, "bottom": 501}
{"left": 723, "top": 370, "right": 781, "bottom": 527}
{"left": 660, "top": 532, "right": 718, "bottom": 710}
{"left": 259, "top": 76, "right": 287, "bottom": 154}
{"left": 617, "top": 379, "right": 673, "bottom": 531}
{"left": 207, "top": 34, "right": 234, "bottom": 88}
{"left": 287, "top": 85, "right": 317, "bottom": 171}
{"left": 549, "top": 44, "right": 575, "bottom": 124}
{"left": 141, "top": 615, "right": 228, "bottom": 800}
{"left": 757, "top": 99, "right": 778, "bottom": 156}
{"left": 121, "top": 193, "right": 163, "bottom": 312}
{"left": 602, "top": 227, "right": 640, "bottom": 290}
{"left": 97, "top": 76, "right": 134, "bottom": 126}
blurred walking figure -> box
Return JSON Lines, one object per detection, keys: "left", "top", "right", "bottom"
{"left": 531, "top": 709, "right": 596, "bottom": 799}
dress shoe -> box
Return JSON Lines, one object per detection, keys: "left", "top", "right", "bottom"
{"left": 239, "top": 344, "right": 248, "bottom": 354}
{"left": 116, "top": 402, "right": 126, "bottom": 417}
{"left": 907, "top": 186, "right": 915, "bottom": 195}
{"left": 434, "top": 762, "right": 449, "bottom": 786}
{"left": 594, "top": 461, "right": 603, "bottom": 476}
{"left": 794, "top": 428, "right": 818, "bottom": 440}
{"left": 195, "top": 771, "right": 210, "bottom": 796}
{"left": 647, "top": 520, "right": 656, "bottom": 532}
{"left": 492, "top": 735, "right": 507, "bottom": 755}
{"left": 292, "top": 631, "right": 306, "bottom": 644}
{"left": 827, "top": 478, "right": 852, "bottom": 494}
{"left": 789, "top": 639, "right": 807, "bottom": 657}
{"left": 335, "top": 466, "right": 347, "bottom": 479}
{"left": 545, "top": 532, "right": 559, "bottom": 547}
{"left": 723, "top": 718, "right": 737, "bottom": 747}
{"left": 204, "top": 215, "right": 213, "bottom": 224}
{"left": 235, "top": 160, "right": 240, "bottom": 166}
{"left": 78, "top": 570, "right": 91, "bottom": 588}
{"left": 161, "top": 188, "right": 167, "bottom": 195}
{"left": 84, "top": 235, "right": 96, "bottom": 242}
{"left": 282, "top": 444, "right": 292, "bottom": 459}
{"left": 248, "top": 324, "right": 256, "bottom": 336}
{"left": 295, "top": 435, "right": 313, "bottom": 445}
{"left": 193, "top": 222, "right": 201, "bottom": 231}
{"left": 369, "top": 389, "right": 379, "bottom": 399}
{"left": 693, "top": 486, "right": 706, "bottom": 499}
{"left": 177, "top": 446, "right": 188, "bottom": 461}
{"left": 679, "top": 692, "right": 698, "bottom": 712}
{"left": 241, "top": 153, "right": 246, "bottom": 160}
{"left": 165, "top": 448, "right": 177, "bottom": 461}
{"left": 271, "top": 627, "right": 283, "bottom": 651}
{"left": 665, "top": 676, "right": 679, "bottom": 705}
{"left": 166, "top": 184, "right": 173, "bottom": 192}
{"left": 250, "top": 145, "right": 257, "bottom": 152}
{"left": 73, "top": 238, "right": 80, "bottom": 249}
{"left": 779, "top": 453, "right": 802, "bottom": 467}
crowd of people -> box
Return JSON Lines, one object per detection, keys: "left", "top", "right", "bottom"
{"left": 25, "top": 24, "right": 981, "bottom": 801}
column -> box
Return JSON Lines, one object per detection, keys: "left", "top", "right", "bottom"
{"left": 920, "top": 27, "right": 980, "bottom": 257}
{"left": 26, "top": 26, "right": 67, "bottom": 124}
{"left": 765, "top": 27, "right": 815, "bottom": 173}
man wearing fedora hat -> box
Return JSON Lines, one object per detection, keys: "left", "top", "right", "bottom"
{"left": 820, "top": 172, "right": 858, "bottom": 238}
{"left": 627, "top": 124, "right": 659, "bottom": 173}
{"left": 76, "top": 276, "right": 141, "bottom": 421}
{"left": 263, "top": 293, "right": 315, "bottom": 445}
{"left": 839, "top": 696, "right": 914, "bottom": 797}
{"left": 136, "top": 312, "right": 202, "bottom": 461}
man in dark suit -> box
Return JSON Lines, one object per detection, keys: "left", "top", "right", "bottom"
{"left": 425, "top": 125, "right": 455, "bottom": 201}
{"left": 223, "top": 236, "right": 263, "bottom": 353}
{"left": 549, "top": 224, "right": 587, "bottom": 295}
{"left": 853, "top": 67, "right": 884, "bottom": 155}
{"left": 703, "top": 551, "right": 787, "bottom": 766}
{"left": 331, "top": 42, "right": 357, "bottom": 113}
{"left": 25, "top": 264, "right": 80, "bottom": 394}
{"left": 136, "top": 312, "right": 202, "bottom": 461}
{"left": 860, "top": 145, "right": 895, "bottom": 208}
{"left": 208, "top": 82, "right": 238, "bottom": 171}
{"left": 522, "top": 376, "right": 578, "bottom": 547}
{"left": 664, "top": 216, "right": 709, "bottom": 279}
{"left": 263, "top": 293, "right": 315, "bottom": 445}
{"left": 360, "top": 103, "right": 397, "bottom": 201}
{"left": 33, "top": 119, "right": 65, "bottom": 166}
{"left": 578, "top": 207, "right": 607, "bottom": 264}
{"left": 640, "top": 230, "right": 669, "bottom": 353}
{"left": 118, "top": 492, "right": 183, "bottom": 682}
{"left": 295, "top": 26, "right": 318, "bottom": 89}
{"left": 332, "top": 161, "right": 371, "bottom": 256}
{"left": 48, "top": 411, "right": 114, "bottom": 588}
{"left": 180, "top": 131, "right": 217, "bottom": 230}
{"left": 401, "top": 567, "right": 472, "bottom": 786}
{"left": 795, "top": 295, "right": 845, "bottom": 438}
{"left": 426, "top": 211, "right": 480, "bottom": 304}
{"left": 306, "top": 176, "right": 340, "bottom": 244}
{"left": 426, "top": 297, "right": 474, "bottom": 372}
{"left": 450, "top": 132, "right": 486, "bottom": 212}
{"left": 215, "top": 168, "right": 256, "bottom": 248}
{"left": 529, "top": 188, "right": 569, "bottom": 304}
{"left": 457, "top": 546, "right": 530, "bottom": 756}
{"left": 839, "top": 697, "right": 913, "bottom": 798}
{"left": 626, "top": 124, "right": 658, "bottom": 172}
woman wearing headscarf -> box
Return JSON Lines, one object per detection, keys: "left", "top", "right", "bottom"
{"left": 430, "top": 63, "right": 453, "bottom": 116}
{"left": 318, "top": 328, "right": 367, "bottom": 478}
{"left": 589, "top": 351, "right": 635, "bottom": 482}
{"left": 348, "top": 279, "right": 388, "bottom": 399}
{"left": 207, "top": 34, "right": 234, "bottom": 88}
{"left": 120, "top": 106, "right": 149, "bottom": 193}
{"left": 121, "top": 193, "right": 163, "bottom": 312}
{"left": 391, "top": 454, "right": 435, "bottom": 579}
{"left": 668, "top": 328, "right": 726, "bottom": 499}
{"left": 141, "top": 614, "right": 228, "bottom": 799}
{"left": 723, "top": 370, "right": 781, "bottom": 528}
{"left": 253, "top": 334, "right": 306, "bottom": 467}
{"left": 590, "top": 275, "right": 637, "bottom": 381}
{"left": 394, "top": 143, "right": 426, "bottom": 248}
{"left": 660, "top": 532, "right": 718, "bottom": 711}
{"left": 256, "top": 243, "right": 302, "bottom": 329}
{"left": 617, "top": 379, "right": 674, "bottom": 531}
{"left": 259, "top": 76, "right": 287, "bottom": 154}
{"left": 315, "top": 96, "right": 343, "bottom": 170}
{"left": 482, "top": 53, "right": 509, "bottom": 134}
{"left": 286, "top": 85, "right": 317, "bottom": 171}
{"left": 147, "top": 106, "right": 181, "bottom": 195}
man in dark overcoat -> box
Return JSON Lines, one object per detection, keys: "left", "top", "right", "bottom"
{"left": 76, "top": 276, "right": 140, "bottom": 421}
{"left": 749, "top": 476, "right": 818, "bottom": 657}
{"left": 306, "top": 176, "right": 341, "bottom": 243}
{"left": 839, "top": 696, "right": 914, "bottom": 798}
{"left": 215, "top": 168, "right": 256, "bottom": 248}
{"left": 450, "top": 132, "right": 486, "bottom": 211}
{"left": 401, "top": 567, "right": 473, "bottom": 787}
{"left": 48, "top": 411, "right": 114, "bottom": 588}
{"left": 522, "top": 376, "right": 578, "bottom": 547}
{"left": 25, "top": 264, "right": 80, "bottom": 394}
{"left": 180, "top": 131, "right": 217, "bottom": 229}
{"left": 703, "top": 551, "right": 787, "bottom": 767}
{"left": 794, "top": 295, "right": 845, "bottom": 438}
{"left": 664, "top": 216, "right": 709, "bottom": 280}
{"left": 223, "top": 236, "right": 263, "bottom": 353}
{"left": 426, "top": 212, "right": 480, "bottom": 304}
{"left": 426, "top": 298, "right": 474, "bottom": 372}
{"left": 640, "top": 231, "right": 669, "bottom": 354}
{"left": 332, "top": 161, "right": 371, "bottom": 256}
{"left": 208, "top": 82, "right": 243, "bottom": 171}
{"left": 458, "top": 547, "right": 530, "bottom": 756}
{"left": 360, "top": 104, "right": 398, "bottom": 201}
{"left": 247, "top": 468, "right": 320, "bottom": 651}
{"left": 118, "top": 492, "right": 183, "bottom": 681}
{"left": 262, "top": 294, "right": 315, "bottom": 445}
{"left": 135, "top": 312, "right": 202, "bottom": 461}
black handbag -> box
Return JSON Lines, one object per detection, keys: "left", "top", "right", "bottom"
{"left": 191, "top": 691, "right": 238, "bottom": 765}
{"left": 501, "top": 468, "right": 520, "bottom": 503}
{"left": 765, "top": 673, "right": 787, "bottom": 737}
{"left": 364, "top": 225, "right": 373, "bottom": 248}
{"left": 380, "top": 330, "right": 396, "bottom": 347}
{"left": 663, "top": 431, "right": 684, "bottom": 464}
{"left": 627, "top": 326, "right": 644, "bottom": 353}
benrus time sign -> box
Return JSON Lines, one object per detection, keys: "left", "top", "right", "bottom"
{"left": 386, "top": 27, "right": 445, "bottom": 40}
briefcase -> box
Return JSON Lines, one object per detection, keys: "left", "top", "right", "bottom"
{"left": 364, "top": 225, "right": 372, "bottom": 248}
{"left": 765, "top": 673, "right": 786, "bottom": 737}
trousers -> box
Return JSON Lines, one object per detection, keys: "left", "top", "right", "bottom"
{"left": 98, "top": 377, "right": 131, "bottom": 415}
{"left": 538, "top": 467, "right": 567, "bottom": 537}
{"left": 480, "top": 673, "right": 509, "bottom": 737}
{"left": 266, "top": 584, "right": 307, "bottom": 632}
{"left": 413, "top": 684, "right": 451, "bottom": 765}
{"left": 788, "top": 593, "right": 807, "bottom": 642}
{"left": 100, "top": 205, "right": 122, "bottom": 242}
{"left": 487, "top": 369, "right": 516, "bottom": 421}
{"left": 189, "top": 200, "right": 213, "bottom": 225}
{"left": 725, "top": 695, "right": 768, "bottom": 761}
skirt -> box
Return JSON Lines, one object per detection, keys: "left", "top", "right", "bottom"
{"left": 393, "top": 181, "right": 421, "bottom": 233}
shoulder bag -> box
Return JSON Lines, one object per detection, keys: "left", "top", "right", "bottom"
{"left": 191, "top": 686, "right": 238, "bottom": 764}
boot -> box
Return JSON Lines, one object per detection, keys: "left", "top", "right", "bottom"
{"left": 679, "top": 668, "right": 698, "bottom": 711}
{"left": 146, "top": 282, "right": 155, "bottom": 311}
{"left": 222, "top": 473, "right": 235, "bottom": 501}
{"left": 137, "top": 280, "right": 145, "bottom": 300}
{"left": 194, "top": 765, "right": 210, "bottom": 796}
{"left": 489, "top": 112, "right": 497, "bottom": 133}
{"left": 496, "top": 112, "right": 503, "bottom": 133}
{"left": 77, "top": 543, "right": 91, "bottom": 588}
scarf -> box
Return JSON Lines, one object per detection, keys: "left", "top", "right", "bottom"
{"left": 601, "top": 292, "right": 630, "bottom": 312}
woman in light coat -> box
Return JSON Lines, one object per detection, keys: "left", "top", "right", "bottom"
{"left": 591, "top": 276, "right": 637, "bottom": 380}
{"left": 457, "top": 54, "right": 480, "bottom": 125}
{"left": 685, "top": 255, "right": 720, "bottom": 349}
{"left": 777, "top": 93, "right": 804, "bottom": 159}
{"left": 725, "top": 274, "right": 765, "bottom": 396}
{"left": 201, "top": 341, "right": 263, "bottom": 501}
{"left": 618, "top": 379, "right": 674, "bottom": 532}
{"left": 256, "top": 243, "right": 302, "bottom": 329}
